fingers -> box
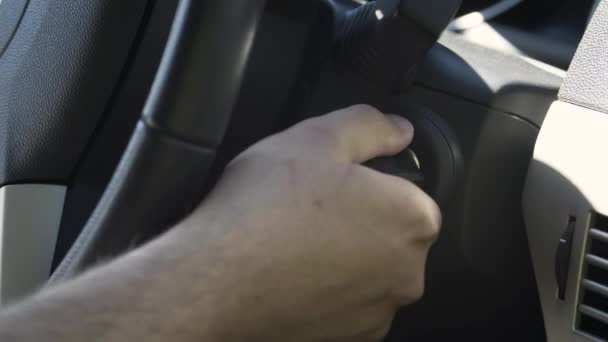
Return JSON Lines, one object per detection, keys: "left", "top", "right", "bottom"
{"left": 345, "top": 166, "right": 440, "bottom": 305}
{"left": 358, "top": 167, "right": 441, "bottom": 235}
{"left": 297, "top": 105, "right": 414, "bottom": 163}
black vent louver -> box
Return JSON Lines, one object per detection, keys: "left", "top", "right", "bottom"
{"left": 578, "top": 214, "right": 608, "bottom": 340}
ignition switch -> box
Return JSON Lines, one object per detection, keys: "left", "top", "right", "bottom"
{"left": 365, "top": 149, "right": 425, "bottom": 188}
{"left": 367, "top": 103, "right": 463, "bottom": 210}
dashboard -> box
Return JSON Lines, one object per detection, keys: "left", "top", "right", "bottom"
{"left": 451, "top": 0, "right": 595, "bottom": 69}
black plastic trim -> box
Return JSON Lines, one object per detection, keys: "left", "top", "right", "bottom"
{"left": 556, "top": 217, "right": 576, "bottom": 300}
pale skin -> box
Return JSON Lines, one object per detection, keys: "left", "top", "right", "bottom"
{"left": 0, "top": 105, "right": 441, "bottom": 341}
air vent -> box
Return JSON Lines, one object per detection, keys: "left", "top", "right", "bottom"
{"left": 578, "top": 213, "right": 608, "bottom": 340}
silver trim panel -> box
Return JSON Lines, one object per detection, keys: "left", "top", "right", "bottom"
{"left": 580, "top": 305, "right": 608, "bottom": 326}
{"left": 0, "top": 185, "right": 66, "bottom": 305}
{"left": 586, "top": 255, "right": 608, "bottom": 271}
{"left": 582, "top": 280, "right": 608, "bottom": 298}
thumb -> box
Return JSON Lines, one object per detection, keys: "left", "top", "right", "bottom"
{"left": 317, "top": 105, "right": 414, "bottom": 163}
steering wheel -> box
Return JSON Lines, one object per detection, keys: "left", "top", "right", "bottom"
{"left": 45, "top": 1, "right": 267, "bottom": 280}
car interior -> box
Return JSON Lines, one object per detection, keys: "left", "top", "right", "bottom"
{"left": 1, "top": 0, "right": 607, "bottom": 340}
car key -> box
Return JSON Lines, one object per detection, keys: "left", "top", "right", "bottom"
{"left": 364, "top": 149, "right": 425, "bottom": 189}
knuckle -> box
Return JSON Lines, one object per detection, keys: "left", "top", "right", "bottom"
{"left": 230, "top": 144, "right": 262, "bottom": 164}
{"left": 279, "top": 117, "right": 342, "bottom": 156}
{"left": 368, "top": 319, "right": 394, "bottom": 341}
{"left": 395, "top": 275, "right": 426, "bottom": 304}
{"left": 408, "top": 194, "right": 442, "bottom": 243}
{"left": 358, "top": 306, "right": 396, "bottom": 342}
{"left": 227, "top": 146, "right": 271, "bottom": 170}
{"left": 344, "top": 104, "right": 386, "bottom": 125}
{"left": 408, "top": 277, "right": 426, "bottom": 302}
{"left": 347, "top": 104, "right": 382, "bottom": 117}
{"left": 374, "top": 177, "right": 442, "bottom": 244}
{"left": 299, "top": 118, "right": 340, "bottom": 148}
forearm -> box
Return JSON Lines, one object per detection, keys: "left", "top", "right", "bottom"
{"left": 0, "top": 106, "right": 438, "bottom": 342}
{"left": 0, "top": 226, "right": 229, "bottom": 342}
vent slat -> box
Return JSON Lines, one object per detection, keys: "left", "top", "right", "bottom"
{"left": 591, "top": 229, "right": 608, "bottom": 244}
{"left": 578, "top": 214, "right": 608, "bottom": 339}
{"left": 587, "top": 255, "right": 608, "bottom": 271}
{"left": 580, "top": 305, "right": 608, "bottom": 326}
{"left": 584, "top": 280, "right": 608, "bottom": 298}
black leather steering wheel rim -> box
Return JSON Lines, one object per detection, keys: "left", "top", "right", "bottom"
{"left": 50, "top": 0, "right": 267, "bottom": 282}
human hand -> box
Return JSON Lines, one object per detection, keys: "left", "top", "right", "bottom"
{"left": 179, "top": 104, "right": 441, "bottom": 341}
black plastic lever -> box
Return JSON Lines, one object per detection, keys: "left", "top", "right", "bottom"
{"left": 375, "top": 0, "right": 401, "bottom": 19}
{"left": 334, "top": 0, "right": 462, "bottom": 92}
{"left": 555, "top": 217, "right": 576, "bottom": 301}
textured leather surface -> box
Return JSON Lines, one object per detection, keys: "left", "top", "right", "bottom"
{"left": 0, "top": 0, "right": 29, "bottom": 56}
{"left": 559, "top": 0, "right": 608, "bottom": 114}
{"left": 0, "top": 0, "right": 147, "bottom": 185}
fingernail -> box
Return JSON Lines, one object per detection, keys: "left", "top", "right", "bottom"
{"left": 388, "top": 115, "right": 414, "bottom": 140}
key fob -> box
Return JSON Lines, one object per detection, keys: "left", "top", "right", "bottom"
{"left": 364, "top": 149, "right": 425, "bottom": 189}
